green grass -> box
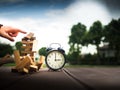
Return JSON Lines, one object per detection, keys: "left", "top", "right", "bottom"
{"left": 3, "top": 63, "right": 15, "bottom": 67}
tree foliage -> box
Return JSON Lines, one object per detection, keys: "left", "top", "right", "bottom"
{"left": 15, "top": 41, "right": 23, "bottom": 54}
{"left": 103, "top": 19, "right": 120, "bottom": 61}
{"left": 88, "top": 21, "right": 103, "bottom": 62}
{"left": 0, "top": 43, "right": 13, "bottom": 57}
{"left": 103, "top": 19, "right": 120, "bottom": 47}
{"left": 88, "top": 20, "right": 103, "bottom": 45}
{"left": 68, "top": 22, "right": 87, "bottom": 64}
{"left": 69, "top": 23, "right": 87, "bottom": 54}
{"left": 38, "top": 47, "right": 47, "bottom": 56}
{"left": 68, "top": 18, "right": 120, "bottom": 65}
{"left": 15, "top": 41, "right": 22, "bottom": 50}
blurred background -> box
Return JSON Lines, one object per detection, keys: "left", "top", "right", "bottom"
{"left": 0, "top": 0, "right": 120, "bottom": 65}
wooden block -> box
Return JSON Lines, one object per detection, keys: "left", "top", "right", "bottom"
{"left": 22, "top": 38, "right": 28, "bottom": 41}
{"left": 30, "top": 37, "right": 36, "bottom": 40}
{"left": 29, "top": 65, "right": 38, "bottom": 72}
{"left": 22, "top": 41, "right": 34, "bottom": 44}
{"left": 32, "top": 40, "right": 38, "bottom": 51}
{"left": 36, "top": 56, "right": 45, "bottom": 69}
{"left": 18, "top": 68, "right": 29, "bottom": 74}
{"left": 27, "top": 55, "right": 36, "bottom": 65}
{"left": 24, "top": 32, "right": 34, "bottom": 39}
{"left": 15, "top": 56, "right": 30, "bottom": 69}
{"left": 39, "top": 56, "right": 45, "bottom": 64}
{"left": 36, "top": 63, "right": 42, "bottom": 70}
{"left": 13, "top": 50, "right": 21, "bottom": 66}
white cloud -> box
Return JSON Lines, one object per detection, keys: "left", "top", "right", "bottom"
{"left": 0, "top": 0, "right": 112, "bottom": 54}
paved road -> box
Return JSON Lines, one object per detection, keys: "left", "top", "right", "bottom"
{"left": 66, "top": 67, "right": 120, "bottom": 90}
{"left": 1, "top": 66, "right": 120, "bottom": 90}
{"left": 0, "top": 66, "right": 84, "bottom": 90}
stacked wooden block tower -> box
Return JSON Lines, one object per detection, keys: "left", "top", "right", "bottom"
{"left": 12, "top": 33, "right": 43, "bottom": 74}
{"left": 21, "top": 32, "right": 36, "bottom": 61}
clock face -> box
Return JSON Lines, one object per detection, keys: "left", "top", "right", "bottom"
{"left": 45, "top": 50, "right": 66, "bottom": 70}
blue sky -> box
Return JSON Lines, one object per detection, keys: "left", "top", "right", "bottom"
{"left": 0, "top": 0, "right": 120, "bottom": 54}
{"left": 0, "top": 0, "right": 73, "bottom": 18}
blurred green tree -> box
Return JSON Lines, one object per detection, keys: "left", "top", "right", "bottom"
{"left": 15, "top": 41, "right": 23, "bottom": 54}
{"left": 88, "top": 21, "right": 103, "bottom": 63}
{"left": 68, "top": 23, "right": 87, "bottom": 64}
{"left": 103, "top": 18, "right": 120, "bottom": 62}
{"left": 0, "top": 43, "right": 13, "bottom": 57}
{"left": 38, "top": 47, "right": 47, "bottom": 56}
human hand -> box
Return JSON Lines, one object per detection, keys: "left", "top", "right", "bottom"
{"left": 0, "top": 25, "right": 26, "bottom": 41}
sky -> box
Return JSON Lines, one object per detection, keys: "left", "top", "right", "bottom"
{"left": 0, "top": 0, "right": 120, "bottom": 54}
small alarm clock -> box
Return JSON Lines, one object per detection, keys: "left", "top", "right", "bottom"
{"left": 45, "top": 43, "right": 66, "bottom": 71}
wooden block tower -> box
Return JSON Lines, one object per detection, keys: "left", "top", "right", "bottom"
{"left": 21, "top": 32, "right": 37, "bottom": 61}
{"left": 12, "top": 32, "right": 44, "bottom": 74}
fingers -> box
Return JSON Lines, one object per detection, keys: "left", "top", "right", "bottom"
{"left": 18, "top": 29, "right": 27, "bottom": 34}
{"left": 2, "top": 33, "right": 14, "bottom": 41}
{"left": 0, "top": 26, "right": 27, "bottom": 42}
{"left": 8, "top": 28, "right": 27, "bottom": 35}
{"left": 7, "top": 29, "right": 26, "bottom": 41}
{"left": 7, "top": 36, "right": 14, "bottom": 42}
{"left": 8, "top": 32, "right": 18, "bottom": 37}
